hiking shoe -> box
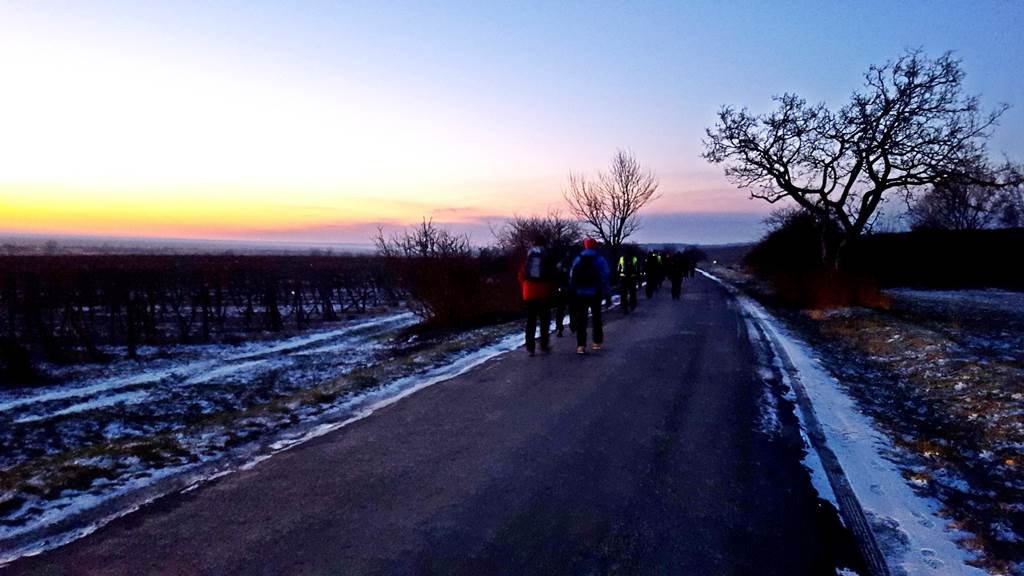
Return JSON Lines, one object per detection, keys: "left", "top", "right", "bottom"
{"left": 540, "top": 345, "right": 551, "bottom": 354}
{"left": 528, "top": 349, "right": 536, "bottom": 357}
{"left": 576, "top": 346, "right": 586, "bottom": 355}
{"left": 591, "top": 343, "right": 603, "bottom": 350}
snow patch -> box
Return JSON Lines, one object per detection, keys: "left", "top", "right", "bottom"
{"left": 263, "top": 331, "right": 523, "bottom": 456}
{"left": 183, "top": 359, "right": 271, "bottom": 385}
{"left": 700, "top": 269, "right": 986, "bottom": 576}
{"left": 13, "top": 390, "right": 151, "bottom": 424}
{"left": 0, "top": 367, "right": 197, "bottom": 415}
{"left": 743, "top": 317, "right": 782, "bottom": 438}
{"left": 0, "top": 465, "right": 196, "bottom": 566}
{"left": 887, "top": 288, "right": 1024, "bottom": 315}
{"left": 801, "top": 428, "right": 840, "bottom": 509}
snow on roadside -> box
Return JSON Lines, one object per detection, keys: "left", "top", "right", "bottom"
{"left": 0, "top": 465, "right": 195, "bottom": 567}
{"left": 701, "top": 269, "right": 986, "bottom": 576}
{"left": 743, "top": 317, "right": 783, "bottom": 439}
{"left": 260, "top": 331, "right": 523, "bottom": 456}
{"left": 0, "top": 312, "right": 417, "bottom": 414}
{"left": 742, "top": 313, "right": 839, "bottom": 510}
{"left": 0, "top": 316, "right": 523, "bottom": 567}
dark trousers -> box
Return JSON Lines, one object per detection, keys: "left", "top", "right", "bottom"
{"left": 670, "top": 277, "right": 682, "bottom": 300}
{"left": 620, "top": 278, "right": 637, "bottom": 312}
{"left": 573, "top": 294, "right": 603, "bottom": 347}
{"left": 525, "top": 299, "right": 551, "bottom": 352}
{"left": 553, "top": 289, "right": 570, "bottom": 334}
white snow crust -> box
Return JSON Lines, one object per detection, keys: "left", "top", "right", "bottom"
{"left": 700, "top": 269, "right": 986, "bottom": 576}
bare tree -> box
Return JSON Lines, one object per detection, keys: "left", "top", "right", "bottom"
{"left": 564, "top": 150, "right": 660, "bottom": 247}
{"left": 373, "top": 218, "right": 471, "bottom": 259}
{"left": 995, "top": 168, "right": 1024, "bottom": 227}
{"left": 762, "top": 206, "right": 808, "bottom": 234}
{"left": 493, "top": 211, "right": 582, "bottom": 256}
{"left": 371, "top": 219, "right": 486, "bottom": 325}
{"left": 703, "top": 49, "right": 1018, "bottom": 266}
{"left": 908, "top": 174, "right": 1002, "bottom": 231}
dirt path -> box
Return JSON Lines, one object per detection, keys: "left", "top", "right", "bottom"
{"left": 5, "top": 276, "right": 861, "bottom": 575}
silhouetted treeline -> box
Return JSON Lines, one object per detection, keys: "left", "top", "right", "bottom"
{"left": 745, "top": 215, "right": 1024, "bottom": 308}
{"left": 846, "top": 228, "right": 1024, "bottom": 290}
{"left": 0, "top": 254, "right": 398, "bottom": 385}
{"left": 385, "top": 249, "right": 523, "bottom": 331}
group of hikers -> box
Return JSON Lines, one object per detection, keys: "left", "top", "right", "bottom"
{"left": 517, "top": 236, "right": 698, "bottom": 356}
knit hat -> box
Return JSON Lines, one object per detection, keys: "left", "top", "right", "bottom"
{"left": 583, "top": 237, "right": 598, "bottom": 249}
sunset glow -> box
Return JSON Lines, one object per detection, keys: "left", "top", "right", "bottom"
{"left": 1, "top": 2, "right": 1021, "bottom": 244}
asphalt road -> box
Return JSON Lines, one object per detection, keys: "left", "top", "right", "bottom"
{"left": 7, "top": 275, "right": 862, "bottom": 575}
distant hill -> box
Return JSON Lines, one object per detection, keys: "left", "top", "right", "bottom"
{"left": 697, "top": 243, "right": 754, "bottom": 266}
{"left": 637, "top": 242, "right": 753, "bottom": 266}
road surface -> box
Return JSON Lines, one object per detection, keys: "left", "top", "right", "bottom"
{"left": 7, "top": 275, "right": 863, "bottom": 575}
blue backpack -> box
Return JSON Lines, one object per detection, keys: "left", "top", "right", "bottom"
{"left": 571, "top": 254, "right": 598, "bottom": 290}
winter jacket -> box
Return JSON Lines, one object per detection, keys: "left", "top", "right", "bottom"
{"left": 518, "top": 248, "right": 555, "bottom": 301}
{"left": 569, "top": 248, "right": 611, "bottom": 296}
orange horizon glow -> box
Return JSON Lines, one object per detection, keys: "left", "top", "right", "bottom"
{"left": 0, "top": 184, "right": 482, "bottom": 240}
{"left": 0, "top": 170, "right": 763, "bottom": 243}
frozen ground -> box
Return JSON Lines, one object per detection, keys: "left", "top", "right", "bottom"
{"left": 885, "top": 288, "right": 1024, "bottom": 362}
{"left": 0, "top": 311, "right": 524, "bottom": 564}
{"left": 708, "top": 266, "right": 1024, "bottom": 575}
{"left": 810, "top": 289, "right": 1024, "bottom": 575}
{"left": 1, "top": 313, "right": 418, "bottom": 426}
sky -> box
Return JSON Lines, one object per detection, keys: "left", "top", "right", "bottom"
{"left": 1, "top": 1, "right": 1022, "bottom": 246}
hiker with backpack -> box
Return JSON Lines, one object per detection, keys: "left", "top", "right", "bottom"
{"left": 569, "top": 237, "right": 611, "bottom": 355}
{"left": 518, "top": 235, "right": 556, "bottom": 356}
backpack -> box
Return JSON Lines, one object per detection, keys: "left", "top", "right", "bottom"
{"left": 571, "top": 254, "right": 598, "bottom": 290}
{"left": 523, "top": 248, "right": 547, "bottom": 281}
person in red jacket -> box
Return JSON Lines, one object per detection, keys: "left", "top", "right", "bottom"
{"left": 518, "top": 235, "right": 555, "bottom": 356}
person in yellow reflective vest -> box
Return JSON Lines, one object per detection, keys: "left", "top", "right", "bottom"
{"left": 617, "top": 253, "right": 639, "bottom": 312}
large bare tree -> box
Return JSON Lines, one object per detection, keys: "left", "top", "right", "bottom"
{"left": 564, "top": 150, "right": 660, "bottom": 247}
{"left": 703, "top": 50, "right": 1017, "bottom": 265}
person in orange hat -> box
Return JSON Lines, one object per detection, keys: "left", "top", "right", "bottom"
{"left": 568, "top": 237, "right": 610, "bottom": 354}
